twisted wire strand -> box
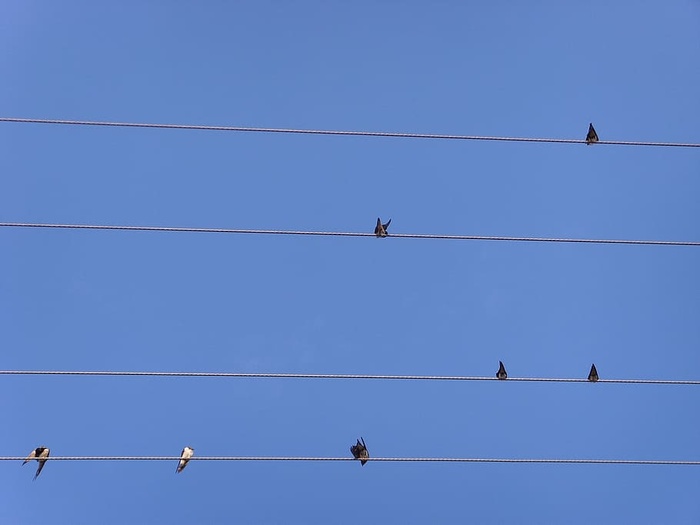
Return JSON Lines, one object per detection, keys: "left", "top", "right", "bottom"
{"left": 5, "top": 456, "right": 700, "bottom": 465}
{"left": 1, "top": 117, "right": 698, "bottom": 148}
{"left": 1, "top": 370, "right": 698, "bottom": 385}
{"left": 1, "top": 222, "right": 698, "bottom": 247}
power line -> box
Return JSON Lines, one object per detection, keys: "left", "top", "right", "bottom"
{"left": 2, "top": 370, "right": 697, "bottom": 385}
{"left": 1, "top": 222, "right": 698, "bottom": 247}
{"left": 3, "top": 456, "right": 699, "bottom": 465}
{"left": 1, "top": 117, "right": 698, "bottom": 148}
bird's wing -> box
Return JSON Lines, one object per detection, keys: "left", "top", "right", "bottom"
{"left": 23, "top": 450, "right": 37, "bottom": 465}
{"left": 33, "top": 460, "right": 46, "bottom": 480}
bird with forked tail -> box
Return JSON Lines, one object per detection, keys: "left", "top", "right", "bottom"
{"left": 374, "top": 218, "right": 391, "bottom": 237}
{"left": 23, "top": 446, "right": 50, "bottom": 480}
{"left": 350, "top": 437, "right": 370, "bottom": 466}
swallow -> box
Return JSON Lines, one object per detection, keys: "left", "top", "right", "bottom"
{"left": 496, "top": 361, "right": 508, "bottom": 380}
{"left": 23, "top": 446, "right": 50, "bottom": 480}
{"left": 586, "top": 123, "right": 599, "bottom": 144}
{"left": 374, "top": 217, "right": 391, "bottom": 238}
{"left": 176, "top": 446, "right": 194, "bottom": 473}
{"left": 350, "top": 437, "right": 370, "bottom": 466}
{"left": 588, "top": 363, "right": 599, "bottom": 382}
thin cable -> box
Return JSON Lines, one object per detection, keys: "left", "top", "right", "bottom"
{"left": 3, "top": 456, "right": 699, "bottom": 465}
{"left": 1, "top": 370, "right": 697, "bottom": 385}
{"left": 1, "top": 117, "right": 698, "bottom": 148}
{"left": 1, "top": 222, "right": 698, "bottom": 247}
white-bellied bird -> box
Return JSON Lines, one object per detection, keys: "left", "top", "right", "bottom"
{"left": 176, "top": 446, "right": 194, "bottom": 473}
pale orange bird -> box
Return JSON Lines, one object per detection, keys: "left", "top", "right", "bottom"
{"left": 23, "top": 446, "right": 50, "bottom": 480}
{"left": 374, "top": 217, "right": 391, "bottom": 238}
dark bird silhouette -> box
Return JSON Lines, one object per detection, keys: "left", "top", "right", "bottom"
{"left": 176, "top": 446, "right": 194, "bottom": 473}
{"left": 23, "top": 446, "right": 50, "bottom": 480}
{"left": 588, "top": 363, "right": 599, "bottom": 382}
{"left": 586, "top": 123, "right": 599, "bottom": 144}
{"left": 350, "top": 437, "right": 370, "bottom": 466}
{"left": 374, "top": 217, "right": 391, "bottom": 237}
{"left": 496, "top": 361, "right": 508, "bottom": 380}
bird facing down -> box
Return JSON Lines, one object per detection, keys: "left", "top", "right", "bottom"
{"left": 350, "top": 437, "right": 370, "bottom": 466}
{"left": 176, "top": 446, "right": 194, "bottom": 473}
{"left": 588, "top": 363, "right": 599, "bottom": 382}
{"left": 374, "top": 217, "right": 391, "bottom": 237}
{"left": 496, "top": 361, "right": 508, "bottom": 380}
{"left": 23, "top": 446, "right": 50, "bottom": 480}
{"left": 586, "top": 123, "right": 599, "bottom": 144}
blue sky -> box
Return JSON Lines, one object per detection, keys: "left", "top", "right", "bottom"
{"left": 1, "top": 2, "right": 699, "bottom": 524}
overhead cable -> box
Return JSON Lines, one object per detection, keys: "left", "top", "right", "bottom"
{"left": 2, "top": 456, "right": 699, "bottom": 465}
{"left": 1, "top": 222, "right": 698, "bottom": 247}
{"left": 1, "top": 370, "right": 698, "bottom": 385}
{"left": 1, "top": 117, "right": 698, "bottom": 148}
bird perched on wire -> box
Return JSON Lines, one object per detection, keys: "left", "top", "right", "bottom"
{"left": 586, "top": 123, "right": 599, "bottom": 144}
{"left": 176, "top": 446, "right": 194, "bottom": 473}
{"left": 23, "top": 446, "right": 50, "bottom": 480}
{"left": 374, "top": 218, "right": 391, "bottom": 237}
{"left": 588, "top": 364, "right": 599, "bottom": 382}
{"left": 350, "top": 437, "right": 370, "bottom": 466}
{"left": 496, "top": 361, "right": 508, "bottom": 380}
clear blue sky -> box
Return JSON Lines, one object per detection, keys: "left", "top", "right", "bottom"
{"left": 2, "top": 2, "right": 699, "bottom": 524}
